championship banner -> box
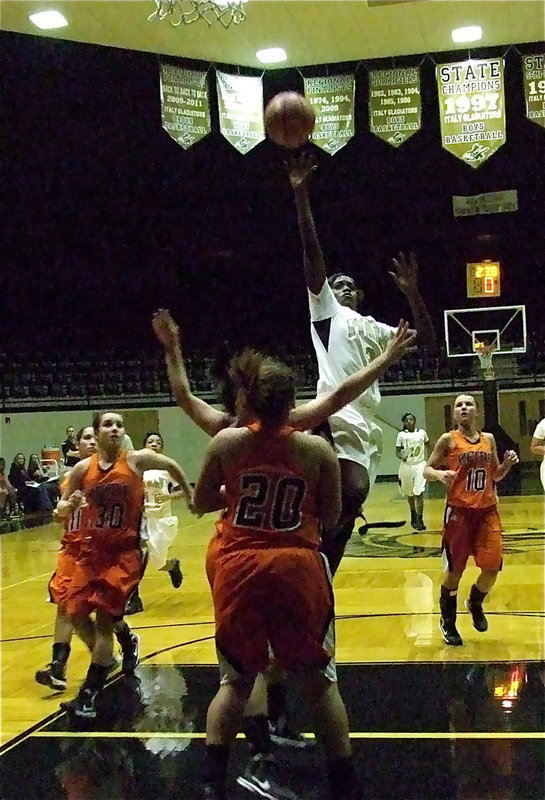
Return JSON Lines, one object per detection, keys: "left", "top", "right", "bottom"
{"left": 436, "top": 58, "right": 506, "bottom": 168}
{"left": 159, "top": 64, "right": 210, "bottom": 150}
{"left": 304, "top": 74, "right": 355, "bottom": 155}
{"left": 215, "top": 71, "right": 265, "bottom": 155}
{"left": 368, "top": 68, "right": 421, "bottom": 147}
{"left": 523, "top": 54, "right": 545, "bottom": 129}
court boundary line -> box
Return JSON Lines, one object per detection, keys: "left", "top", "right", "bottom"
{"left": 28, "top": 731, "right": 545, "bottom": 740}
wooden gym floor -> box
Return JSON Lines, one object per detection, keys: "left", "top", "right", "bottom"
{"left": 1, "top": 483, "right": 544, "bottom": 798}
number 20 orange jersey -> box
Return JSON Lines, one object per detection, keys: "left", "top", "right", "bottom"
{"left": 446, "top": 429, "right": 497, "bottom": 510}
{"left": 220, "top": 426, "right": 321, "bottom": 553}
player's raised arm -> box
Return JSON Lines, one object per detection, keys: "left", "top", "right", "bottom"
{"left": 289, "top": 321, "right": 417, "bottom": 431}
{"left": 389, "top": 252, "right": 437, "bottom": 353}
{"left": 287, "top": 152, "right": 326, "bottom": 295}
{"left": 152, "top": 309, "right": 232, "bottom": 438}
{"left": 423, "top": 433, "right": 456, "bottom": 486}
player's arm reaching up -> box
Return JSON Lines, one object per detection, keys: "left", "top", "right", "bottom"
{"left": 289, "top": 320, "right": 416, "bottom": 431}
{"left": 287, "top": 152, "right": 325, "bottom": 294}
{"left": 389, "top": 252, "right": 437, "bottom": 352}
{"left": 152, "top": 309, "right": 233, "bottom": 437}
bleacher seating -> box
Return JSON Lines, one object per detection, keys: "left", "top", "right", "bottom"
{"left": 0, "top": 339, "right": 544, "bottom": 408}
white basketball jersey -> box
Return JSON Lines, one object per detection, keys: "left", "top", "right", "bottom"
{"left": 533, "top": 419, "right": 545, "bottom": 461}
{"left": 308, "top": 282, "right": 396, "bottom": 418}
{"left": 396, "top": 429, "right": 429, "bottom": 464}
{"left": 143, "top": 469, "right": 173, "bottom": 516}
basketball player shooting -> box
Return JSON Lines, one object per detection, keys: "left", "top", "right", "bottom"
{"left": 287, "top": 152, "right": 437, "bottom": 573}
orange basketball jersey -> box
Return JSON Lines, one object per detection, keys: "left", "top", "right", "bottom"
{"left": 446, "top": 429, "right": 497, "bottom": 509}
{"left": 59, "top": 474, "right": 88, "bottom": 547}
{"left": 82, "top": 451, "right": 144, "bottom": 543}
{"left": 220, "top": 426, "right": 321, "bottom": 553}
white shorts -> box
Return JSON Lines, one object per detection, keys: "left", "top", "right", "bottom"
{"left": 398, "top": 461, "right": 426, "bottom": 497}
{"left": 541, "top": 460, "right": 545, "bottom": 493}
{"left": 328, "top": 408, "right": 383, "bottom": 487}
{"left": 145, "top": 513, "right": 179, "bottom": 570}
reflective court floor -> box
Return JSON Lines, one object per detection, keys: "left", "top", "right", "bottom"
{"left": 1, "top": 484, "right": 544, "bottom": 799}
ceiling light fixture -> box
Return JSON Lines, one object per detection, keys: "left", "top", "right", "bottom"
{"left": 148, "top": 0, "right": 247, "bottom": 28}
{"left": 256, "top": 48, "right": 287, "bottom": 65}
{"left": 451, "top": 25, "right": 482, "bottom": 44}
{"left": 29, "top": 10, "right": 68, "bottom": 29}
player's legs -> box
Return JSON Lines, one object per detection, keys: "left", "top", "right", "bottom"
{"left": 35, "top": 607, "right": 76, "bottom": 691}
{"left": 465, "top": 507, "right": 503, "bottom": 633}
{"left": 440, "top": 507, "right": 474, "bottom": 646}
{"left": 413, "top": 462, "right": 427, "bottom": 530}
{"left": 321, "top": 459, "right": 369, "bottom": 575}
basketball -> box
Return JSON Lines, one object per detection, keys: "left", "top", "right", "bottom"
{"left": 264, "top": 91, "right": 316, "bottom": 148}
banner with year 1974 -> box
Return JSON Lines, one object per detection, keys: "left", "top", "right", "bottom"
{"left": 436, "top": 58, "right": 506, "bottom": 168}
{"left": 304, "top": 74, "right": 355, "bottom": 155}
{"left": 159, "top": 64, "right": 210, "bottom": 149}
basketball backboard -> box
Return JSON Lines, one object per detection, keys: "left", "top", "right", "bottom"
{"left": 444, "top": 305, "right": 526, "bottom": 358}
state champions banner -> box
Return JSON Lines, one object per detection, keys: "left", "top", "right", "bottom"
{"left": 304, "top": 74, "right": 355, "bottom": 155}
{"left": 436, "top": 58, "right": 506, "bottom": 168}
{"left": 523, "top": 54, "right": 545, "bottom": 129}
{"left": 369, "top": 68, "right": 421, "bottom": 147}
{"left": 159, "top": 64, "right": 210, "bottom": 149}
{"left": 216, "top": 71, "right": 265, "bottom": 155}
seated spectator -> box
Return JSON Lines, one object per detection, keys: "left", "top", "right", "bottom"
{"left": 8, "top": 453, "right": 56, "bottom": 513}
{"left": 0, "top": 457, "right": 18, "bottom": 517}
{"left": 27, "top": 453, "right": 48, "bottom": 482}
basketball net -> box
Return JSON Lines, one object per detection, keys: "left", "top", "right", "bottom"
{"left": 148, "top": 0, "right": 246, "bottom": 27}
{"left": 474, "top": 341, "right": 497, "bottom": 381}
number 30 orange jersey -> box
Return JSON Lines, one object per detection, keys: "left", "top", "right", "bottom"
{"left": 446, "top": 430, "right": 497, "bottom": 510}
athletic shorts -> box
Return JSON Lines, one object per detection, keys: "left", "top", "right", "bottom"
{"left": 398, "top": 461, "right": 426, "bottom": 497}
{"left": 49, "top": 549, "right": 79, "bottom": 607}
{"left": 540, "top": 460, "right": 545, "bottom": 493}
{"left": 59, "top": 538, "right": 145, "bottom": 618}
{"left": 213, "top": 547, "right": 336, "bottom": 683}
{"left": 328, "top": 407, "right": 383, "bottom": 487}
{"left": 145, "top": 513, "right": 178, "bottom": 570}
{"left": 442, "top": 505, "right": 503, "bottom": 574}
{"left": 205, "top": 534, "right": 221, "bottom": 588}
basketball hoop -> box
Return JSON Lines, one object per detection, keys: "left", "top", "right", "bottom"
{"left": 148, "top": 0, "right": 247, "bottom": 27}
{"left": 474, "top": 341, "right": 497, "bottom": 380}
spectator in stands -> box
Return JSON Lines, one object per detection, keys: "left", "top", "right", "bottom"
{"left": 61, "top": 427, "right": 80, "bottom": 467}
{"left": 8, "top": 453, "right": 55, "bottom": 513}
{"left": 27, "top": 453, "right": 48, "bottom": 482}
{"left": 0, "top": 457, "right": 18, "bottom": 517}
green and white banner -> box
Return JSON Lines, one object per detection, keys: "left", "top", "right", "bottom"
{"left": 436, "top": 58, "right": 506, "bottom": 168}
{"left": 216, "top": 71, "right": 265, "bottom": 155}
{"left": 368, "top": 68, "right": 421, "bottom": 147}
{"left": 159, "top": 64, "right": 210, "bottom": 149}
{"left": 304, "top": 74, "right": 355, "bottom": 155}
{"left": 522, "top": 54, "right": 545, "bottom": 129}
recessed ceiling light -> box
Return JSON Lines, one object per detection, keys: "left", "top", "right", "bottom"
{"left": 451, "top": 26, "right": 482, "bottom": 44}
{"left": 29, "top": 10, "right": 68, "bottom": 29}
{"left": 256, "top": 48, "right": 287, "bottom": 65}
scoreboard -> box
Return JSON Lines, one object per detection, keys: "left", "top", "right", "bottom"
{"left": 466, "top": 260, "right": 501, "bottom": 298}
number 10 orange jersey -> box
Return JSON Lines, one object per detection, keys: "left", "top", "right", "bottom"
{"left": 446, "top": 430, "right": 497, "bottom": 510}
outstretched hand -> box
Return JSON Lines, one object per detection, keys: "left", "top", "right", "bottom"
{"left": 285, "top": 150, "right": 317, "bottom": 190}
{"left": 385, "top": 320, "right": 418, "bottom": 363}
{"left": 152, "top": 309, "right": 180, "bottom": 351}
{"left": 389, "top": 252, "right": 420, "bottom": 297}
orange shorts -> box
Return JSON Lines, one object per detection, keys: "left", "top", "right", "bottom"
{"left": 49, "top": 548, "right": 79, "bottom": 607}
{"left": 442, "top": 505, "right": 503, "bottom": 574}
{"left": 213, "top": 546, "right": 335, "bottom": 678}
{"left": 57, "top": 539, "right": 144, "bottom": 618}
{"left": 205, "top": 534, "right": 221, "bottom": 588}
